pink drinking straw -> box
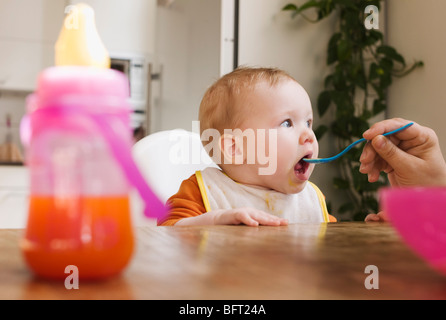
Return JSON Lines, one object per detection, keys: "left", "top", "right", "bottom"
{"left": 88, "top": 109, "right": 169, "bottom": 220}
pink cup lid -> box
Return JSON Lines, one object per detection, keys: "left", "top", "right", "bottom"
{"left": 30, "top": 66, "right": 130, "bottom": 112}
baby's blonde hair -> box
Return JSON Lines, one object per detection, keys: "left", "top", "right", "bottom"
{"left": 198, "top": 66, "right": 296, "bottom": 135}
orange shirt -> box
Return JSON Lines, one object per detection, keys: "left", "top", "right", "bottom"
{"left": 158, "top": 174, "right": 336, "bottom": 226}
{"left": 158, "top": 175, "right": 206, "bottom": 226}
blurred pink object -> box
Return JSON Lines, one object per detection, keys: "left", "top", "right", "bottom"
{"left": 380, "top": 187, "right": 446, "bottom": 275}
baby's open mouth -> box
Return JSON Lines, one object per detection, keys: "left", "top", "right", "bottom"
{"left": 295, "top": 154, "right": 312, "bottom": 174}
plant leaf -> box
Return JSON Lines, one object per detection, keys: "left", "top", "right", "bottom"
{"left": 327, "top": 33, "right": 342, "bottom": 65}
{"left": 377, "top": 45, "right": 406, "bottom": 66}
{"left": 282, "top": 1, "right": 321, "bottom": 14}
{"left": 372, "top": 99, "right": 386, "bottom": 115}
{"left": 333, "top": 177, "right": 349, "bottom": 189}
{"left": 282, "top": 4, "right": 298, "bottom": 11}
{"left": 298, "top": 0, "right": 320, "bottom": 12}
{"left": 314, "top": 124, "right": 328, "bottom": 140}
{"left": 337, "top": 39, "right": 352, "bottom": 62}
{"left": 317, "top": 91, "right": 331, "bottom": 117}
{"left": 365, "top": 29, "right": 383, "bottom": 46}
{"left": 363, "top": 196, "right": 379, "bottom": 212}
{"left": 338, "top": 202, "right": 354, "bottom": 214}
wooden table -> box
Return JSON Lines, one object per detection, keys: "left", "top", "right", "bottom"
{"left": 1, "top": 222, "right": 446, "bottom": 300}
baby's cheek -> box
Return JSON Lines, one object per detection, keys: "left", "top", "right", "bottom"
{"left": 313, "top": 140, "right": 319, "bottom": 158}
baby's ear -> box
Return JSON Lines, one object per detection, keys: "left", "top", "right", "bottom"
{"left": 219, "top": 133, "right": 245, "bottom": 165}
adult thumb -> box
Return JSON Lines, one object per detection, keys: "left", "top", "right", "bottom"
{"left": 371, "top": 135, "right": 408, "bottom": 168}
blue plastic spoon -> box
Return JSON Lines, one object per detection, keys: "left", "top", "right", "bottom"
{"left": 303, "top": 122, "right": 414, "bottom": 164}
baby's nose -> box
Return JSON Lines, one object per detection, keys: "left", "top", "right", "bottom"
{"left": 299, "top": 127, "right": 315, "bottom": 145}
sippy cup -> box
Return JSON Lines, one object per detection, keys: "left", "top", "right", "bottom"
{"left": 22, "top": 67, "right": 134, "bottom": 280}
{"left": 20, "top": 4, "right": 165, "bottom": 280}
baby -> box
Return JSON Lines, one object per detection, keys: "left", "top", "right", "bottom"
{"left": 158, "top": 67, "right": 336, "bottom": 226}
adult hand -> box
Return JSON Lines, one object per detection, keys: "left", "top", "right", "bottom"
{"left": 359, "top": 118, "right": 446, "bottom": 187}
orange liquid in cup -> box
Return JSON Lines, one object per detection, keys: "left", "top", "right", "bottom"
{"left": 22, "top": 195, "right": 134, "bottom": 280}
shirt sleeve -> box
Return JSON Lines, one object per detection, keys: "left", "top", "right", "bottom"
{"left": 157, "top": 174, "right": 206, "bottom": 226}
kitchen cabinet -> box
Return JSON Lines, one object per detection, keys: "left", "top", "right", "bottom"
{"left": 0, "top": 0, "right": 65, "bottom": 91}
{"left": 0, "top": 0, "right": 157, "bottom": 92}
{"left": 0, "top": 166, "right": 29, "bottom": 228}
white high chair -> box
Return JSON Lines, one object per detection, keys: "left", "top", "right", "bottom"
{"left": 131, "top": 129, "right": 218, "bottom": 224}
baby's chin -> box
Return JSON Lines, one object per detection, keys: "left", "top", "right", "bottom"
{"left": 266, "top": 179, "right": 308, "bottom": 194}
{"left": 223, "top": 165, "right": 311, "bottom": 194}
{"left": 285, "top": 180, "right": 308, "bottom": 194}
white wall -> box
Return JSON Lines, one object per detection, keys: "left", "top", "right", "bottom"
{"left": 155, "top": 0, "right": 222, "bottom": 132}
{"left": 77, "top": 0, "right": 157, "bottom": 55}
{"left": 238, "top": 0, "right": 347, "bottom": 215}
{"left": 386, "top": 0, "right": 446, "bottom": 157}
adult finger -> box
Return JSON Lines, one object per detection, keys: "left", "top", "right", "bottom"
{"left": 363, "top": 119, "right": 421, "bottom": 147}
{"left": 370, "top": 135, "right": 413, "bottom": 171}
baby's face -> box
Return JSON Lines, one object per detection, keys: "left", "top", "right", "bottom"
{"left": 236, "top": 79, "right": 318, "bottom": 194}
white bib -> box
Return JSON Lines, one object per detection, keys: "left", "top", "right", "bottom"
{"left": 196, "top": 167, "right": 329, "bottom": 224}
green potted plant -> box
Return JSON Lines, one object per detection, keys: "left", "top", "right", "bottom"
{"left": 283, "top": 0, "right": 423, "bottom": 220}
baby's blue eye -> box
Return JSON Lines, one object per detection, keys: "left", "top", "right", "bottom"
{"left": 280, "top": 119, "right": 292, "bottom": 128}
{"left": 306, "top": 119, "right": 312, "bottom": 128}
